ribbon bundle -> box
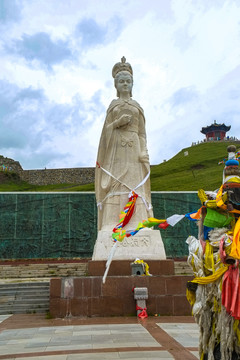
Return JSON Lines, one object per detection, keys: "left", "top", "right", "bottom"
{"left": 112, "top": 191, "right": 139, "bottom": 242}
{"left": 136, "top": 305, "right": 148, "bottom": 319}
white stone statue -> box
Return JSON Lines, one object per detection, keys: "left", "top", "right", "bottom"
{"left": 93, "top": 57, "right": 166, "bottom": 260}
{"left": 95, "top": 57, "right": 152, "bottom": 231}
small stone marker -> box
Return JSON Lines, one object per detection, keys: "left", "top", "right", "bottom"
{"left": 133, "top": 287, "right": 148, "bottom": 318}
{"left": 130, "top": 262, "right": 145, "bottom": 276}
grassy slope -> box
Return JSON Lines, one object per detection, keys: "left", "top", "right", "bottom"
{"left": 0, "top": 141, "right": 239, "bottom": 192}
{"left": 151, "top": 141, "right": 240, "bottom": 191}
{"left": 0, "top": 179, "right": 95, "bottom": 192}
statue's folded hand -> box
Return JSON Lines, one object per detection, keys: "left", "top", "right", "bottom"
{"left": 114, "top": 114, "right": 131, "bottom": 128}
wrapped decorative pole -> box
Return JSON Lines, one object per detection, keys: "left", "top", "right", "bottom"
{"left": 186, "top": 145, "right": 240, "bottom": 360}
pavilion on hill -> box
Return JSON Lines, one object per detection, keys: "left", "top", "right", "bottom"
{"left": 201, "top": 120, "right": 231, "bottom": 141}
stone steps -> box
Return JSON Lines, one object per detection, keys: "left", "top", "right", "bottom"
{"left": 0, "top": 282, "right": 50, "bottom": 314}
{"left": 0, "top": 261, "right": 191, "bottom": 278}
{"left": 0, "top": 262, "right": 88, "bottom": 279}
{"left": 174, "top": 261, "right": 193, "bottom": 275}
{"left": 0, "top": 262, "right": 88, "bottom": 315}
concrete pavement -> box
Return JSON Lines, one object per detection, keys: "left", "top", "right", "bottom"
{"left": 0, "top": 314, "right": 199, "bottom": 360}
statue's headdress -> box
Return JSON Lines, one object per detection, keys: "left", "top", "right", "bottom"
{"left": 112, "top": 56, "right": 133, "bottom": 78}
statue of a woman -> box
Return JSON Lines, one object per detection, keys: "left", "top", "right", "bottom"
{"left": 95, "top": 57, "right": 153, "bottom": 231}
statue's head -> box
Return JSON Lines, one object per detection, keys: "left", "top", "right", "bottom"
{"left": 114, "top": 71, "right": 133, "bottom": 97}
{"left": 112, "top": 57, "right": 133, "bottom": 97}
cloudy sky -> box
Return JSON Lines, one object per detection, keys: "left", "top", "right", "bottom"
{"left": 1, "top": 0, "right": 240, "bottom": 170}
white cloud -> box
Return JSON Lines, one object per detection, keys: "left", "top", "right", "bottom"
{"left": 0, "top": 0, "right": 240, "bottom": 170}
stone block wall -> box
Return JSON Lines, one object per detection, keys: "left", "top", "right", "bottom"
{"left": 49, "top": 260, "right": 193, "bottom": 318}
{"left": 19, "top": 167, "right": 95, "bottom": 185}
{"left": 50, "top": 274, "right": 193, "bottom": 318}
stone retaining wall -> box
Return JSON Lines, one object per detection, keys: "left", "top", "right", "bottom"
{"left": 50, "top": 260, "right": 193, "bottom": 317}
{"left": 50, "top": 274, "right": 193, "bottom": 317}
{"left": 19, "top": 167, "right": 95, "bottom": 185}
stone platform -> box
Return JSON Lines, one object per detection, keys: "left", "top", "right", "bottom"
{"left": 49, "top": 260, "right": 193, "bottom": 318}
{"left": 88, "top": 259, "right": 174, "bottom": 276}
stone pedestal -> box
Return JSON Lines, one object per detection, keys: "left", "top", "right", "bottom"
{"left": 92, "top": 229, "right": 166, "bottom": 260}
{"left": 49, "top": 271, "right": 193, "bottom": 318}
{"left": 88, "top": 259, "right": 174, "bottom": 276}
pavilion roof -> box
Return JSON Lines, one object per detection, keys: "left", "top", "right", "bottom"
{"left": 201, "top": 122, "right": 231, "bottom": 135}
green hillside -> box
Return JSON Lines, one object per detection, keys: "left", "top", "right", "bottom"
{"left": 151, "top": 141, "right": 240, "bottom": 191}
{"left": 0, "top": 171, "right": 95, "bottom": 192}
{"left": 0, "top": 141, "right": 239, "bottom": 192}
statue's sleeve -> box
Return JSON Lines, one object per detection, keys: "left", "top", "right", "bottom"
{"left": 96, "top": 103, "right": 115, "bottom": 165}
{"left": 139, "top": 112, "right": 148, "bottom": 150}
{"left": 95, "top": 105, "right": 115, "bottom": 203}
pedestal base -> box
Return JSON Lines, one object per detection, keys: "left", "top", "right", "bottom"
{"left": 50, "top": 273, "right": 193, "bottom": 318}
{"left": 88, "top": 259, "right": 174, "bottom": 276}
{"left": 92, "top": 229, "right": 166, "bottom": 260}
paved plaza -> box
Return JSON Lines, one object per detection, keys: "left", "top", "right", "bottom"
{"left": 0, "top": 314, "right": 199, "bottom": 360}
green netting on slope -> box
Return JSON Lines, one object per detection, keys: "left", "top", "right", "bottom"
{"left": 0, "top": 193, "right": 97, "bottom": 259}
{"left": 0, "top": 192, "right": 200, "bottom": 259}
{"left": 152, "top": 192, "right": 200, "bottom": 258}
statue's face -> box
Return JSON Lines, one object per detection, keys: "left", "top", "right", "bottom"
{"left": 115, "top": 73, "right": 133, "bottom": 95}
